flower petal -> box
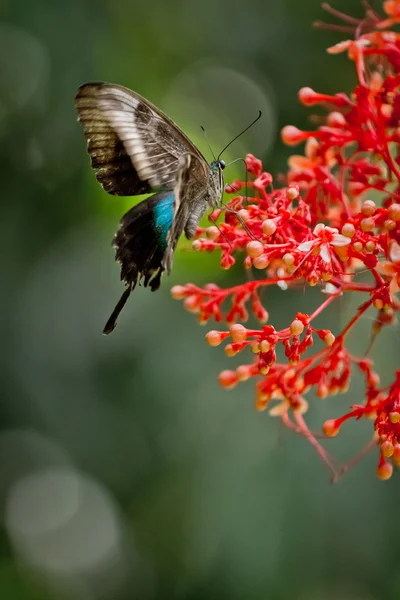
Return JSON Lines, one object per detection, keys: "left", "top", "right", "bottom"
{"left": 294, "top": 398, "right": 309, "bottom": 415}
{"left": 390, "top": 277, "right": 400, "bottom": 295}
{"left": 269, "top": 400, "right": 289, "bottom": 417}
{"left": 331, "top": 233, "right": 351, "bottom": 246}
{"left": 298, "top": 240, "right": 315, "bottom": 253}
{"left": 288, "top": 155, "right": 312, "bottom": 171}
{"left": 376, "top": 260, "right": 396, "bottom": 276}
{"left": 389, "top": 240, "right": 400, "bottom": 263}
{"left": 322, "top": 282, "right": 340, "bottom": 295}
{"left": 313, "top": 223, "right": 325, "bottom": 236}
{"left": 325, "top": 226, "right": 339, "bottom": 235}
{"left": 320, "top": 244, "right": 331, "bottom": 263}
{"left": 327, "top": 39, "right": 352, "bottom": 54}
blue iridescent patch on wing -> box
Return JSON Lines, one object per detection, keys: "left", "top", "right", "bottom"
{"left": 153, "top": 193, "right": 174, "bottom": 251}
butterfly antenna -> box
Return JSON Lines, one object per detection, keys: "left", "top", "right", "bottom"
{"left": 220, "top": 202, "right": 260, "bottom": 242}
{"left": 103, "top": 287, "right": 132, "bottom": 335}
{"left": 200, "top": 125, "right": 217, "bottom": 161}
{"left": 208, "top": 215, "right": 233, "bottom": 250}
{"left": 217, "top": 110, "right": 262, "bottom": 160}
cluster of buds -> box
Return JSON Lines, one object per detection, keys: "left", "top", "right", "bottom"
{"left": 172, "top": 1, "right": 400, "bottom": 480}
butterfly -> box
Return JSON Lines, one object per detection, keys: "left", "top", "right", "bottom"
{"left": 75, "top": 82, "right": 226, "bottom": 334}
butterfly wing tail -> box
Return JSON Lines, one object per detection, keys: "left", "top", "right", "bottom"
{"left": 103, "top": 287, "right": 132, "bottom": 335}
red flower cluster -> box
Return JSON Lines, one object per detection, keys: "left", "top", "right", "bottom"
{"left": 172, "top": 2, "right": 400, "bottom": 480}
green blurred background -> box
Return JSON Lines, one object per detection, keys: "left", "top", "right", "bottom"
{"left": 1, "top": 0, "right": 400, "bottom": 598}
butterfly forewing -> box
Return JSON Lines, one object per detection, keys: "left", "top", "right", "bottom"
{"left": 75, "top": 83, "right": 209, "bottom": 194}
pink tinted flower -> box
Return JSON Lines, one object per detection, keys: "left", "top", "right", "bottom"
{"left": 298, "top": 223, "right": 351, "bottom": 264}
{"left": 376, "top": 240, "right": 400, "bottom": 294}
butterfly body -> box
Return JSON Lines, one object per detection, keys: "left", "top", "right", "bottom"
{"left": 75, "top": 82, "right": 225, "bottom": 333}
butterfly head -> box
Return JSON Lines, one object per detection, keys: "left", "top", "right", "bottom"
{"left": 212, "top": 159, "right": 226, "bottom": 171}
{"left": 208, "top": 159, "right": 225, "bottom": 207}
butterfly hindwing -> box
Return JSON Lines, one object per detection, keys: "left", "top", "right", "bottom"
{"left": 103, "top": 192, "right": 174, "bottom": 334}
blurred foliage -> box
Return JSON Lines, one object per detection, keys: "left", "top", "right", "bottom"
{"left": 0, "top": 0, "right": 399, "bottom": 599}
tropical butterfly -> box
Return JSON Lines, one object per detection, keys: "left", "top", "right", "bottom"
{"left": 75, "top": 82, "right": 226, "bottom": 334}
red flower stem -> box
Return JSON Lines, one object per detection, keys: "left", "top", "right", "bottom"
{"left": 363, "top": 47, "right": 400, "bottom": 61}
{"left": 293, "top": 412, "right": 340, "bottom": 480}
{"left": 355, "top": 51, "right": 367, "bottom": 87}
{"left": 337, "top": 297, "right": 375, "bottom": 340}
{"left": 313, "top": 22, "right": 356, "bottom": 34}
{"left": 338, "top": 164, "right": 351, "bottom": 218}
{"left": 371, "top": 269, "right": 385, "bottom": 287}
{"left": 308, "top": 293, "right": 340, "bottom": 322}
{"left": 339, "top": 438, "right": 376, "bottom": 477}
{"left": 195, "top": 277, "right": 296, "bottom": 301}
{"left": 321, "top": 3, "right": 361, "bottom": 25}
{"left": 330, "top": 278, "right": 377, "bottom": 292}
{"left": 280, "top": 411, "right": 326, "bottom": 439}
{"left": 383, "top": 141, "right": 400, "bottom": 182}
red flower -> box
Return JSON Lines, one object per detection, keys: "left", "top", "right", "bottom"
{"left": 173, "top": 2, "right": 400, "bottom": 481}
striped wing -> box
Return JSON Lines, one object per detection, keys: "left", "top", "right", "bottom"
{"left": 75, "top": 82, "right": 209, "bottom": 196}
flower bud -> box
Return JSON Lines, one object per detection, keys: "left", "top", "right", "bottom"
{"left": 316, "top": 383, "right": 329, "bottom": 399}
{"left": 388, "top": 203, "right": 400, "bottom": 221}
{"left": 365, "top": 240, "right": 375, "bottom": 252}
{"left": 341, "top": 223, "right": 355, "bottom": 237}
{"left": 327, "top": 111, "right": 346, "bottom": 127}
{"left": 393, "top": 443, "right": 400, "bottom": 465}
{"left": 237, "top": 209, "right": 250, "bottom": 222}
{"left": 192, "top": 239, "right": 202, "bottom": 251}
{"left": 246, "top": 241, "right": 264, "bottom": 258}
{"left": 253, "top": 254, "right": 269, "bottom": 270}
{"left": 245, "top": 154, "right": 263, "bottom": 176}
{"left": 281, "top": 125, "right": 308, "bottom": 146}
{"left": 361, "top": 200, "right": 376, "bottom": 216}
{"left": 381, "top": 440, "right": 394, "bottom": 458}
{"left": 206, "top": 226, "right": 220, "bottom": 240}
{"left": 286, "top": 185, "right": 299, "bottom": 200}
{"left": 290, "top": 319, "right": 304, "bottom": 335}
{"left": 260, "top": 340, "right": 271, "bottom": 353}
{"left": 230, "top": 323, "right": 247, "bottom": 342}
{"left": 225, "top": 180, "right": 242, "bottom": 194}
{"left": 171, "top": 285, "right": 188, "bottom": 299}
{"left": 224, "top": 344, "right": 238, "bottom": 357}
{"left": 322, "top": 419, "right": 340, "bottom": 437}
{"left": 255, "top": 394, "right": 269, "bottom": 411}
{"left": 244, "top": 256, "right": 252, "bottom": 269}
{"left": 360, "top": 217, "right": 375, "bottom": 232}
{"left": 236, "top": 365, "right": 252, "bottom": 381}
{"left": 323, "top": 332, "right": 335, "bottom": 346}
{"left": 221, "top": 254, "right": 235, "bottom": 270}
{"left": 282, "top": 253, "right": 295, "bottom": 266}
{"left": 376, "top": 460, "right": 393, "bottom": 481}
{"left": 206, "top": 330, "right": 224, "bottom": 346}
{"left": 384, "top": 219, "right": 396, "bottom": 231}
{"left": 184, "top": 295, "right": 200, "bottom": 313}
{"left": 262, "top": 219, "right": 277, "bottom": 236}
{"left": 218, "top": 370, "right": 238, "bottom": 389}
